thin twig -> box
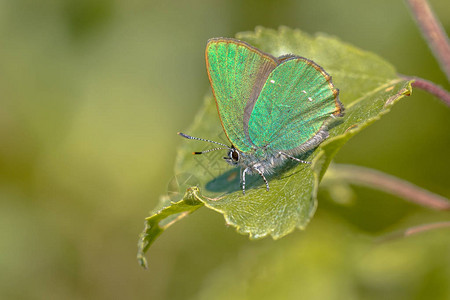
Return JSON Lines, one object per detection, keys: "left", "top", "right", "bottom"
{"left": 404, "top": 221, "right": 450, "bottom": 236}
{"left": 332, "top": 164, "right": 450, "bottom": 211}
{"left": 405, "top": 0, "right": 450, "bottom": 81}
{"left": 377, "top": 221, "right": 450, "bottom": 242}
{"left": 401, "top": 75, "right": 450, "bottom": 107}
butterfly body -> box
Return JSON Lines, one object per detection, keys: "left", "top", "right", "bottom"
{"left": 225, "top": 146, "right": 286, "bottom": 175}
{"left": 179, "top": 37, "right": 344, "bottom": 194}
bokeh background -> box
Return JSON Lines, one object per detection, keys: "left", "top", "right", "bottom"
{"left": 1, "top": 0, "right": 449, "bottom": 299}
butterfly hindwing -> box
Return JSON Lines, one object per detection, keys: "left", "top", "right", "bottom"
{"left": 206, "top": 38, "right": 278, "bottom": 152}
{"left": 248, "top": 56, "right": 343, "bottom": 153}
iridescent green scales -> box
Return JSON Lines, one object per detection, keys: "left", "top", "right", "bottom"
{"left": 206, "top": 40, "right": 278, "bottom": 153}
{"left": 248, "top": 57, "right": 341, "bottom": 152}
{"left": 179, "top": 37, "right": 344, "bottom": 194}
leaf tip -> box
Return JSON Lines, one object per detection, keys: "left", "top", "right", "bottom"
{"left": 137, "top": 255, "right": 148, "bottom": 269}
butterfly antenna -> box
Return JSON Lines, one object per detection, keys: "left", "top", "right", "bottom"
{"left": 193, "top": 147, "right": 229, "bottom": 155}
{"left": 177, "top": 132, "right": 231, "bottom": 152}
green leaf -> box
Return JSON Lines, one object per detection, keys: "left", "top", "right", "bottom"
{"left": 138, "top": 26, "right": 413, "bottom": 263}
{"left": 137, "top": 187, "right": 203, "bottom": 268}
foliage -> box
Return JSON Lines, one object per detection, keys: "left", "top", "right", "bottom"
{"left": 138, "top": 27, "right": 414, "bottom": 267}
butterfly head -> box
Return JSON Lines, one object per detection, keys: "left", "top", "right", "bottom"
{"left": 224, "top": 146, "right": 240, "bottom": 166}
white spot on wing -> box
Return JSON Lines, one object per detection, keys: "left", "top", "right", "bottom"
{"left": 308, "top": 97, "right": 313, "bottom": 102}
{"left": 302, "top": 90, "right": 307, "bottom": 94}
{"left": 270, "top": 79, "right": 275, "bottom": 83}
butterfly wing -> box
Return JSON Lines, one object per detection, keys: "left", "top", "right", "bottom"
{"left": 248, "top": 56, "right": 343, "bottom": 153}
{"left": 206, "top": 38, "right": 278, "bottom": 152}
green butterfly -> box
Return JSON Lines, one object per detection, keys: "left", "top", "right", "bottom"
{"left": 179, "top": 38, "right": 344, "bottom": 194}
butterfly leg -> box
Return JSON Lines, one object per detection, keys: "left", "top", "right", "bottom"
{"left": 241, "top": 167, "right": 249, "bottom": 195}
{"left": 253, "top": 167, "right": 270, "bottom": 192}
{"left": 279, "top": 152, "right": 312, "bottom": 164}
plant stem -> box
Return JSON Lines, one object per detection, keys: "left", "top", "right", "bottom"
{"left": 403, "top": 221, "right": 450, "bottom": 236}
{"left": 332, "top": 164, "right": 450, "bottom": 211}
{"left": 377, "top": 221, "right": 450, "bottom": 242}
{"left": 401, "top": 75, "right": 450, "bottom": 107}
{"left": 405, "top": 0, "right": 450, "bottom": 81}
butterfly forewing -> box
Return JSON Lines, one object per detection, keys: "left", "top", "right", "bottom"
{"left": 206, "top": 38, "right": 278, "bottom": 152}
{"left": 248, "top": 57, "right": 342, "bottom": 152}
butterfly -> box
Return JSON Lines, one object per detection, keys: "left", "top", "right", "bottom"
{"left": 179, "top": 38, "right": 344, "bottom": 194}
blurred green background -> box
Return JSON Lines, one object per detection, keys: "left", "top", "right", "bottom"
{"left": 0, "top": 0, "right": 449, "bottom": 299}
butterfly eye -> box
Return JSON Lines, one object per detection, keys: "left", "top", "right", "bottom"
{"left": 231, "top": 150, "right": 239, "bottom": 161}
